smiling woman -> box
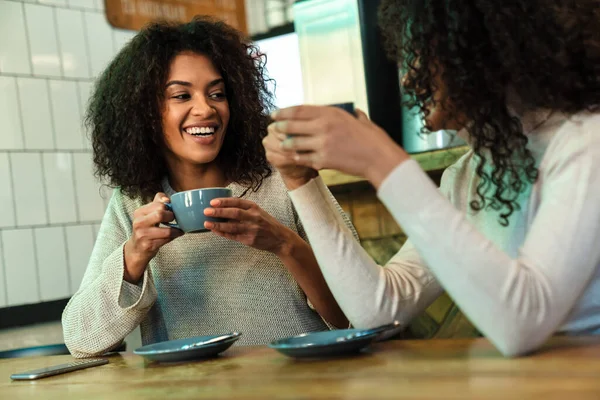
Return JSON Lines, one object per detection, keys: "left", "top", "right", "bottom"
{"left": 88, "top": 17, "right": 271, "bottom": 201}
{"left": 61, "top": 16, "right": 356, "bottom": 358}
{"left": 161, "top": 52, "right": 230, "bottom": 181}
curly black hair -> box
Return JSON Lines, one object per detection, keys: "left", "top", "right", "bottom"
{"left": 87, "top": 16, "right": 273, "bottom": 202}
{"left": 379, "top": 0, "right": 600, "bottom": 225}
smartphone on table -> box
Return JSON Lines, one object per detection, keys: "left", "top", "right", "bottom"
{"left": 10, "top": 358, "right": 108, "bottom": 380}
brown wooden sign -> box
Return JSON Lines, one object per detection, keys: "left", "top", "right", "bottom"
{"left": 105, "top": 0, "right": 247, "bottom": 33}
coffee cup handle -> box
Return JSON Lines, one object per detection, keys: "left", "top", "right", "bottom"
{"left": 163, "top": 203, "right": 182, "bottom": 230}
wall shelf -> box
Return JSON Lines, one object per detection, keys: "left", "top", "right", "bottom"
{"left": 321, "top": 146, "right": 470, "bottom": 188}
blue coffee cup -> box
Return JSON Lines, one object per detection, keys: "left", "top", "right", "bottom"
{"left": 285, "top": 102, "right": 356, "bottom": 141}
{"left": 165, "top": 187, "right": 232, "bottom": 233}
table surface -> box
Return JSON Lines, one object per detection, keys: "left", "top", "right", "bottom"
{"left": 2, "top": 336, "right": 600, "bottom": 399}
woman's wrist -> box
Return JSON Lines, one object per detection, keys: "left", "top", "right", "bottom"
{"left": 281, "top": 169, "right": 318, "bottom": 191}
{"left": 365, "top": 144, "right": 410, "bottom": 190}
{"left": 123, "top": 241, "right": 147, "bottom": 283}
{"left": 273, "top": 227, "right": 302, "bottom": 259}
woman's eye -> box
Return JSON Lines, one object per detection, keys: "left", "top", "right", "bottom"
{"left": 172, "top": 93, "right": 190, "bottom": 100}
{"left": 210, "top": 92, "right": 226, "bottom": 100}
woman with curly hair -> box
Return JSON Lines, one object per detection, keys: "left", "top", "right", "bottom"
{"left": 62, "top": 16, "right": 353, "bottom": 358}
{"left": 264, "top": 0, "right": 600, "bottom": 356}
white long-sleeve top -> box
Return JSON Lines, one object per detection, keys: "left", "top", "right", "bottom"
{"left": 288, "top": 110, "right": 600, "bottom": 357}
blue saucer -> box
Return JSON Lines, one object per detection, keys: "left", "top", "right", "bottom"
{"left": 268, "top": 329, "right": 381, "bottom": 359}
{"left": 134, "top": 333, "right": 241, "bottom": 363}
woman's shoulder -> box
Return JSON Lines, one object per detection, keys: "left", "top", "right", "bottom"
{"left": 439, "top": 149, "right": 476, "bottom": 196}
{"left": 103, "top": 187, "right": 145, "bottom": 216}
{"left": 541, "top": 110, "right": 600, "bottom": 168}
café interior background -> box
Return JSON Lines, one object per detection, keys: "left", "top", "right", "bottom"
{"left": 0, "top": 0, "right": 298, "bottom": 344}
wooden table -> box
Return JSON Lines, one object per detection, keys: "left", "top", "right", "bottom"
{"left": 2, "top": 336, "right": 600, "bottom": 399}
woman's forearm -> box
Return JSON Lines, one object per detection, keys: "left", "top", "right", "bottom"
{"left": 275, "top": 228, "right": 349, "bottom": 328}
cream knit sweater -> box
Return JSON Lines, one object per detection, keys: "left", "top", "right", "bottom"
{"left": 62, "top": 170, "right": 355, "bottom": 358}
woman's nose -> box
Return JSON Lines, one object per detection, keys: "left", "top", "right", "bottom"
{"left": 191, "top": 97, "right": 216, "bottom": 118}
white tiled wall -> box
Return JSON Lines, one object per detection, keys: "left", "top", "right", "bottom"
{"left": 65, "top": 224, "right": 95, "bottom": 294}
{"left": 49, "top": 80, "right": 84, "bottom": 149}
{"left": 34, "top": 227, "right": 70, "bottom": 300}
{"left": 17, "top": 77, "right": 55, "bottom": 149}
{"left": 0, "top": 0, "right": 290, "bottom": 309}
{"left": 0, "top": 0, "right": 136, "bottom": 308}
{"left": 0, "top": 77, "right": 24, "bottom": 149}
{"left": 0, "top": 1, "right": 31, "bottom": 74}
{"left": 2, "top": 229, "right": 39, "bottom": 305}
{"left": 24, "top": 3, "right": 62, "bottom": 76}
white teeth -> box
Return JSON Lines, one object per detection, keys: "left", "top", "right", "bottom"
{"left": 185, "top": 126, "right": 216, "bottom": 135}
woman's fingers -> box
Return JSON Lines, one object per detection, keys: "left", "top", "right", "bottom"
{"left": 280, "top": 135, "right": 321, "bottom": 152}
{"left": 263, "top": 129, "right": 295, "bottom": 156}
{"left": 271, "top": 105, "right": 324, "bottom": 121}
{"left": 153, "top": 192, "right": 170, "bottom": 203}
{"left": 289, "top": 152, "right": 321, "bottom": 170}
{"left": 204, "top": 221, "right": 248, "bottom": 234}
{"left": 142, "top": 208, "right": 175, "bottom": 226}
{"left": 134, "top": 193, "right": 171, "bottom": 219}
{"left": 144, "top": 226, "right": 183, "bottom": 239}
{"left": 131, "top": 226, "right": 182, "bottom": 247}
{"left": 270, "top": 120, "right": 319, "bottom": 137}
{"left": 208, "top": 197, "right": 254, "bottom": 209}
{"left": 204, "top": 207, "right": 251, "bottom": 221}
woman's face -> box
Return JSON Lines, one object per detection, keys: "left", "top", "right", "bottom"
{"left": 401, "top": 60, "right": 465, "bottom": 132}
{"left": 161, "top": 51, "right": 230, "bottom": 169}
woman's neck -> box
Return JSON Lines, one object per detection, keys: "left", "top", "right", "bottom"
{"left": 166, "top": 160, "right": 228, "bottom": 192}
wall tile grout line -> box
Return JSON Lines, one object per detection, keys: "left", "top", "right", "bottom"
{"left": 30, "top": 228, "right": 43, "bottom": 302}
{"left": 45, "top": 79, "right": 59, "bottom": 150}
{"left": 0, "top": 220, "right": 103, "bottom": 232}
{"left": 110, "top": 19, "right": 119, "bottom": 56}
{"left": 0, "top": 72, "right": 94, "bottom": 83}
{"left": 61, "top": 225, "right": 73, "bottom": 295}
{"left": 6, "top": 155, "right": 21, "bottom": 228}
{"left": 39, "top": 152, "right": 52, "bottom": 226}
{"left": 12, "top": 76, "right": 26, "bottom": 150}
{"left": 81, "top": 10, "right": 95, "bottom": 80}
{"left": 20, "top": 2, "right": 34, "bottom": 76}
{"left": 74, "top": 81, "right": 87, "bottom": 149}
{"left": 5, "top": 0, "right": 104, "bottom": 14}
{"left": 71, "top": 153, "right": 82, "bottom": 223}
{"left": 51, "top": 7, "right": 66, "bottom": 78}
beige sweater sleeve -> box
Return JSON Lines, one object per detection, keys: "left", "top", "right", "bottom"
{"left": 62, "top": 190, "right": 157, "bottom": 358}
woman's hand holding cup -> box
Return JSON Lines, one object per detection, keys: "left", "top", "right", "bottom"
{"left": 123, "top": 192, "right": 183, "bottom": 283}
{"left": 263, "top": 125, "right": 318, "bottom": 191}
{"left": 265, "top": 105, "right": 410, "bottom": 189}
